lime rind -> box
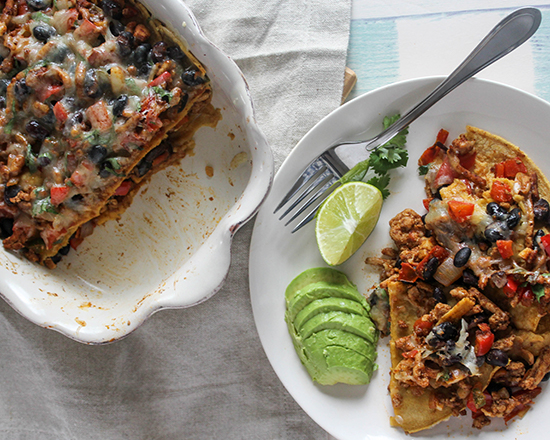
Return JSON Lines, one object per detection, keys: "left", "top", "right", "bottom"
{"left": 315, "top": 182, "right": 383, "bottom": 266}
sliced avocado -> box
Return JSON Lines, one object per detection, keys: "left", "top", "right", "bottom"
{"left": 302, "top": 345, "right": 377, "bottom": 385}
{"left": 298, "top": 311, "right": 377, "bottom": 343}
{"left": 292, "top": 297, "right": 368, "bottom": 331}
{"left": 285, "top": 267, "right": 356, "bottom": 302}
{"left": 303, "top": 328, "right": 377, "bottom": 361}
{"left": 286, "top": 281, "right": 369, "bottom": 323}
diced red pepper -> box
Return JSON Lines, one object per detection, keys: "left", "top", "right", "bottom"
{"left": 413, "top": 317, "right": 434, "bottom": 335}
{"left": 447, "top": 200, "right": 475, "bottom": 223}
{"left": 401, "top": 349, "right": 419, "bottom": 359}
{"left": 53, "top": 101, "right": 68, "bottom": 123}
{"left": 474, "top": 323, "right": 494, "bottom": 356}
{"left": 37, "top": 84, "right": 64, "bottom": 102}
{"left": 491, "top": 180, "right": 513, "bottom": 203}
{"left": 86, "top": 101, "right": 112, "bottom": 131}
{"left": 148, "top": 71, "right": 172, "bottom": 87}
{"left": 114, "top": 180, "right": 133, "bottom": 197}
{"left": 423, "top": 198, "right": 433, "bottom": 211}
{"left": 494, "top": 157, "right": 528, "bottom": 179}
{"left": 496, "top": 240, "right": 514, "bottom": 259}
{"left": 436, "top": 129, "right": 449, "bottom": 144}
{"left": 503, "top": 275, "right": 520, "bottom": 297}
{"left": 69, "top": 236, "right": 84, "bottom": 250}
{"left": 398, "top": 262, "right": 419, "bottom": 283}
{"left": 459, "top": 151, "right": 476, "bottom": 170}
{"left": 74, "top": 19, "right": 101, "bottom": 40}
{"left": 50, "top": 185, "right": 70, "bottom": 206}
{"left": 434, "top": 156, "right": 459, "bottom": 187}
{"left": 419, "top": 145, "right": 440, "bottom": 166}
{"left": 540, "top": 234, "right": 550, "bottom": 255}
{"left": 17, "top": 2, "right": 30, "bottom": 14}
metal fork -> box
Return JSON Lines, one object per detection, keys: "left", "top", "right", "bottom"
{"left": 275, "top": 7, "right": 541, "bottom": 232}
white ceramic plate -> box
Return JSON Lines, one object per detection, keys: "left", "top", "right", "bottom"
{"left": 0, "top": 0, "right": 272, "bottom": 344}
{"left": 250, "top": 77, "right": 550, "bottom": 440}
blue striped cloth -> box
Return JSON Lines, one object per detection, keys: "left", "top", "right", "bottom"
{"left": 347, "top": 2, "right": 550, "bottom": 102}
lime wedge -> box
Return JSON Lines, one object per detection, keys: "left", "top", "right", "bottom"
{"left": 315, "top": 182, "right": 383, "bottom": 266}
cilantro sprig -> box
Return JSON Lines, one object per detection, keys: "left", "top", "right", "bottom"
{"left": 338, "top": 114, "right": 409, "bottom": 198}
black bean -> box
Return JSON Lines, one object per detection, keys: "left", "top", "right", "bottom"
{"left": 441, "top": 354, "right": 462, "bottom": 367}
{"left": 0, "top": 96, "right": 5, "bottom": 109}
{"left": 542, "top": 372, "right": 550, "bottom": 382}
{"left": 26, "top": 0, "right": 51, "bottom": 10}
{"left": 0, "top": 78, "right": 9, "bottom": 96}
{"left": 427, "top": 322, "right": 459, "bottom": 347}
{"left": 112, "top": 94, "right": 128, "bottom": 117}
{"left": 433, "top": 322, "right": 459, "bottom": 341}
{"left": 33, "top": 24, "right": 56, "bottom": 42}
{"left": 505, "top": 208, "right": 521, "bottom": 229}
{"left": 422, "top": 257, "right": 439, "bottom": 280}
{"left": 462, "top": 269, "right": 479, "bottom": 286}
{"left": 453, "top": 247, "right": 471, "bottom": 267}
{"left": 37, "top": 155, "right": 51, "bottom": 167}
{"left": 14, "top": 79, "right": 31, "bottom": 104}
{"left": 136, "top": 159, "right": 152, "bottom": 177}
{"left": 433, "top": 287, "right": 447, "bottom": 304}
{"left": 50, "top": 254, "right": 62, "bottom": 264}
{"left": 132, "top": 43, "right": 151, "bottom": 66}
{"left": 4, "top": 185, "right": 21, "bottom": 206}
{"left": 109, "top": 20, "right": 125, "bottom": 37}
{"left": 26, "top": 120, "right": 50, "bottom": 140}
{"left": 151, "top": 42, "right": 168, "bottom": 63}
{"left": 88, "top": 145, "right": 108, "bottom": 164}
{"left": 138, "top": 64, "right": 151, "bottom": 76}
{"left": 84, "top": 69, "right": 102, "bottom": 99}
{"left": 69, "top": 110, "right": 84, "bottom": 126}
{"left": 394, "top": 256, "right": 402, "bottom": 269}
{"left": 117, "top": 32, "right": 134, "bottom": 58}
{"left": 486, "top": 349, "right": 509, "bottom": 367}
{"left": 484, "top": 221, "right": 507, "bottom": 242}
{"left": 486, "top": 202, "right": 508, "bottom": 220}
{"left": 102, "top": 0, "right": 122, "bottom": 20}
{"left": 534, "top": 199, "right": 550, "bottom": 223}
{"left": 71, "top": 194, "right": 84, "bottom": 202}
{"left": 181, "top": 69, "right": 206, "bottom": 86}
{"left": 40, "top": 108, "right": 56, "bottom": 129}
{"left": 0, "top": 217, "right": 13, "bottom": 239}
{"left": 167, "top": 45, "right": 186, "bottom": 61}
{"left": 46, "top": 44, "right": 70, "bottom": 63}
{"left": 58, "top": 243, "right": 70, "bottom": 256}
{"left": 178, "top": 92, "right": 188, "bottom": 112}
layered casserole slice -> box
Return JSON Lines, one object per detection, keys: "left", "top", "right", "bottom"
{"left": 0, "top": 0, "right": 218, "bottom": 267}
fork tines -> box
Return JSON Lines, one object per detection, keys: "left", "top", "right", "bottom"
{"left": 274, "top": 157, "right": 340, "bottom": 232}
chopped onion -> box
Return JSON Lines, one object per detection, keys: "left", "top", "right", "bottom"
{"left": 433, "top": 257, "right": 464, "bottom": 286}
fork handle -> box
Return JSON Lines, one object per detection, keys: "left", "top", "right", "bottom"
{"left": 358, "top": 7, "right": 541, "bottom": 151}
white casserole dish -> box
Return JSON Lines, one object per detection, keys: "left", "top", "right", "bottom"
{"left": 0, "top": 0, "right": 273, "bottom": 344}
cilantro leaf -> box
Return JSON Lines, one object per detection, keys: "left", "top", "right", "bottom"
{"left": 533, "top": 284, "right": 545, "bottom": 302}
{"left": 418, "top": 164, "right": 429, "bottom": 176}
{"left": 367, "top": 174, "right": 391, "bottom": 199}
{"left": 370, "top": 144, "right": 408, "bottom": 175}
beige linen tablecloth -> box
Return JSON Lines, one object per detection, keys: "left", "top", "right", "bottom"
{"left": 0, "top": 0, "right": 351, "bottom": 438}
